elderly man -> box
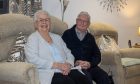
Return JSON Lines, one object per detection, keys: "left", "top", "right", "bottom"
{"left": 25, "top": 10, "right": 93, "bottom": 84}
{"left": 62, "top": 11, "right": 111, "bottom": 84}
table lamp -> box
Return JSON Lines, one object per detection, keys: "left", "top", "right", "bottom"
{"left": 139, "top": 27, "right": 140, "bottom": 36}
{"left": 131, "top": 27, "right": 140, "bottom": 48}
{"left": 134, "top": 27, "right": 140, "bottom": 47}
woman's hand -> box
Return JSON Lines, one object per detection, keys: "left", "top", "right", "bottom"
{"left": 60, "top": 63, "right": 71, "bottom": 75}
{"left": 53, "top": 62, "right": 71, "bottom": 75}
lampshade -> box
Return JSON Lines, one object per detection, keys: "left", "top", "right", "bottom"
{"left": 139, "top": 27, "right": 140, "bottom": 35}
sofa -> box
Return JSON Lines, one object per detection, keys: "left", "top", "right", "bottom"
{"left": 0, "top": 14, "right": 140, "bottom": 84}
{"left": 0, "top": 14, "right": 67, "bottom": 84}
{"left": 89, "top": 23, "right": 140, "bottom": 84}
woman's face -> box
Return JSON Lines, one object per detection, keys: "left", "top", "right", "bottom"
{"left": 36, "top": 13, "right": 50, "bottom": 32}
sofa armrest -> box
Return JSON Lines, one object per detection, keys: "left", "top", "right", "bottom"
{"left": 101, "top": 51, "right": 121, "bottom": 65}
{"left": 101, "top": 51, "right": 125, "bottom": 84}
{"left": 0, "top": 62, "right": 40, "bottom": 84}
{"left": 120, "top": 48, "right": 140, "bottom": 58}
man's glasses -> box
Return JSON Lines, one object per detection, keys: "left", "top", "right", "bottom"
{"left": 77, "top": 19, "right": 89, "bottom": 24}
{"left": 37, "top": 18, "right": 50, "bottom": 23}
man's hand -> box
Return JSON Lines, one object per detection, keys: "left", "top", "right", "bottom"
{"left": 75, "top": 60, "right": 91, "bottom": 69}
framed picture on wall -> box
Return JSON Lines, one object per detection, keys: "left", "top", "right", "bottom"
{"left": 9, "top": 0, "right": 42, "bottom": 17}
{"left": 0, "top": 0, "right": 9, "bottom": 14}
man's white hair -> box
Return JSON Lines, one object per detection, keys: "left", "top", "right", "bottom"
{"left": 33, "top": 10, "right": 50, "bottom": 22}
{"left": 77, "top": 11, "right": 91, "bottom": 22}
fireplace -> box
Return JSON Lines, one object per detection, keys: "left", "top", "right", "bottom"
{"left": 0, "top": 0, "right": 9, "bottom": 14}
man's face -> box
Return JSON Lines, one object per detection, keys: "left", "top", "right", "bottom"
{"left": 36, "top": 13, "right": 50, "bottom": 32}
{"left": 76, "top": 15, "right": 90, "bottom": 32}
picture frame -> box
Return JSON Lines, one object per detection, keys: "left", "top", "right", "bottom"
{"left": 0, "top": 0, "right": 9, "bottom": 14}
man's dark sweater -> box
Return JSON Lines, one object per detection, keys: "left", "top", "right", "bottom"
{"left": 62, "top": 25, "right": 101, "bottom": 68}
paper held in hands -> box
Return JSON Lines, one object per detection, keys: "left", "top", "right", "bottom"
{"left": 71, "top": 66, "right": 85, "bottom": 75}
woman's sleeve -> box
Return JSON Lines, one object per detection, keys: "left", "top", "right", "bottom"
{"left": 25, "top": 34, "right": 53, "bottom": 69}
{"left": 60, "top": 37, "right": 74, "bottom": 67}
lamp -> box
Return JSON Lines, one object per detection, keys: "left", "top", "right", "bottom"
{"left": 138, "top": 27, "right": 140, "bottom": 36}
{"left": 133, "top": 27, "right": 140, "bottom": 48}
{"left": 129, "top": 27, "right": 140, "bottom": 48}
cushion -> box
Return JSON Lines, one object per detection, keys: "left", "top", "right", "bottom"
{"left": 98, "top": 35, "right": 119, "bottom": 52}
{"left": 7, "top": 32, "right": 26, "bottom": 62}
{"left": 121, "top": 57, "right": 140, "bottom": 67}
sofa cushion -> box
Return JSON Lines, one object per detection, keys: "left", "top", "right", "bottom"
{"left": 97, "top": 35, "right": 119, "bottom": 52}
{"left": 0, "top": 33, "right": 28, "bottom": 62}
{"left": 0, "top": 14, "right": 34, "bottom": 62}
{"left": 7, "top": 32, "right": 26, "bottom": 62}
{"left": 121, "top": 57, "right": 140, "bottom": 67}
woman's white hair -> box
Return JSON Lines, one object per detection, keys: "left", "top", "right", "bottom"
{"left": 77, "top": 11, "right": 91, "bottom": 22}
{"left": 33, "top": 10, "right": 50, "bottom": 22}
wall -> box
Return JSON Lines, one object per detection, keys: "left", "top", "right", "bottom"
{"left": 42, "top": 0, "right": 140, "bottom": 48}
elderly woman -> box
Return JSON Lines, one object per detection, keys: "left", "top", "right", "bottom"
{"left": 24, "top": 10, "right": 93, "bottom": 84}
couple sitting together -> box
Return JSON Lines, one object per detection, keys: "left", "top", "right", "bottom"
{"left": 24, "top": 10, "right": 111, "bottom": 84}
